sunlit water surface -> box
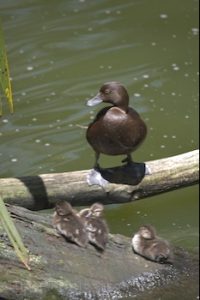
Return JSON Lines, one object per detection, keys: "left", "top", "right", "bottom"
{"left": 0, "top": 0, "right": 199, "bottom": 299}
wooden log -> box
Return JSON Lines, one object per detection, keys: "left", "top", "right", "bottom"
{"left": 0, "top": 205, "right": 198, "bottom": 300}
{"left": 0, "top": 150, "right": 199, "bottom": 210}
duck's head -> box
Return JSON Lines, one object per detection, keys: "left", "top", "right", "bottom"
{"left": 90, "top": 202, "right": 104, "bottom": 217}
{"left": 87, "top": 82, "right": 129, "bottom": 111}
{"left": 138, "top": 225, "right": 156, "bottom": 240}
{"left": 55, "top": 200, "right": 73, "bottom": 216}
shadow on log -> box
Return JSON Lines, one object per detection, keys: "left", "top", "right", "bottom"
{"left": 99, "top": 161, "right": 146, "bottom": 185}
{"left": 0, "top": 205, "right": 199, "bottom": 300}
{"left": 0, "top": 150, "right": 199, "bottom": 210}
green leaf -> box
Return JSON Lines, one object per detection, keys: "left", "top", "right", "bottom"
{"left": 0, "top": 197, "right": 31, "bottom": 270}
{"left": 0, "top": 20, "right": 14, "bottom": 116}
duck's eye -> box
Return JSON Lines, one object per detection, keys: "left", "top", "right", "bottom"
{"left": 104, "top": 89, "right": 111, "bottom": 94}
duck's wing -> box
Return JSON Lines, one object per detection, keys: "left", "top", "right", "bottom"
{"left": 56, "top": 216, "right": 88, "bottom": 247}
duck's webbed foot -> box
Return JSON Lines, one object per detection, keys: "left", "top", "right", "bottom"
{"left": 87, "top": 169, "right": 108, "bottom": 187}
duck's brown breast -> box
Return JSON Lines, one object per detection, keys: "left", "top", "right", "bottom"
{"left": 86, "top": 106, "right": 147, "bottom": 155}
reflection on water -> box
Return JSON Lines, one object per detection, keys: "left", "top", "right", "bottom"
{"left": 0, "top": 0, "right": 199, "bottom": 298}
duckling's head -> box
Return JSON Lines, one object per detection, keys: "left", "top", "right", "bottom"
{"left": 55, "top": 200, "right": 73, "bottom": 216}
{"left": 78, "top": 207, "right": 90, "bottom": 218}
{"left": 87, "top": 82, "right": 129, "bottom": 110}
{"left": 138, "top": 224, "right": 156, "bottom": 240}
{"left": 90, "top": 202, "right": 104, "bottom": 217}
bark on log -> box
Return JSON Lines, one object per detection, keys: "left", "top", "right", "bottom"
{"left": 0, "top": 205, "right": 198, "bottom": 300}
{"left": 0, "top": 150, "right": 199, "bottom": 210}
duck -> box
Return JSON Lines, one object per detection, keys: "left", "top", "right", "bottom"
{"left": 78, "top": 203, "right": 109, "bottom": 251}
{"left": 86, "top": 81, "right": 147, "bottom": 186}
{"left": 52, "top": 200, "right": 88, "bottom": 247}
{"left": 132, "top": 224, "right": 173, "bottom": 264}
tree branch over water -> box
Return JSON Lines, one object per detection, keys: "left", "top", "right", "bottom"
{"left": 0, "top": 150, "right": 198, "bottom": 210}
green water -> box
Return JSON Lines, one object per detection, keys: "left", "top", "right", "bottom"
{"left": 0, "top": 0, "right": 199, "bottom": 299}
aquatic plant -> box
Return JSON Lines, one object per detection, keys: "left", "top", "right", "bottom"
{"left": 0, "top": 21, "right": 30, "bottom": 270}
{"left": 0, "top": 20, "right": 13, "bottom": 115}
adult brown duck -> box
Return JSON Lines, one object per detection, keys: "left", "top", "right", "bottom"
{"left": 86, "top": 81, "right": 147, "bottom": 185}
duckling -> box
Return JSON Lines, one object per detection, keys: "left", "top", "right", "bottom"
{"left": 53, "top": 200, "right": 88, "bottom": 247}
{"left": 132, "top": 225, "right": 173, "bottom": 264}
{"left": 78, "top": 203, "right": 109, "bottom": 251}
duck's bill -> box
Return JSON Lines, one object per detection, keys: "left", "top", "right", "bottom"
{"left": 87, "top": 94, "right": 103, "bottom": 106}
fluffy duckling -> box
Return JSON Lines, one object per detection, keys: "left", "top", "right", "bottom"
{"left": 53, "top": 200, "right": 88, "bottom": 247}
{"left": 78, "top": 203, "right": 109, "bottom": 251}
{"left": 132, "top": 224, "right": 173, "bottom": 264}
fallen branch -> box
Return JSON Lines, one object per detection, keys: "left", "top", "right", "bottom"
{"left": 0, "top": 150, "right": 199, "bottom": 210}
